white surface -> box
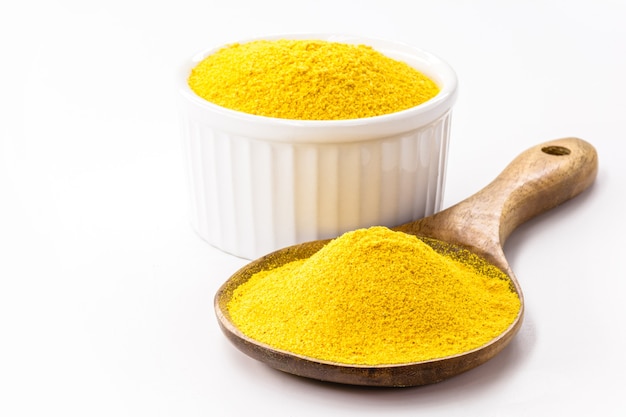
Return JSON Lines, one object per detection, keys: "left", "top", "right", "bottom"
{"left": 1, "top": 1, "right": 625, "bottom": 415}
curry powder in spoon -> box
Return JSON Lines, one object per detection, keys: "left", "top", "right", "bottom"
{"left": 227, "top": 226, "right": 521, "bottom": 365}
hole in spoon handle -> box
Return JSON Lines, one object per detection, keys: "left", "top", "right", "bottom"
{"left": 475, "top": 137, "right": 598, "bottom": 245}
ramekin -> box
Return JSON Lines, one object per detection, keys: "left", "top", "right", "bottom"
{"left": 178, "top": 34, "right": 458, "bottom": 259}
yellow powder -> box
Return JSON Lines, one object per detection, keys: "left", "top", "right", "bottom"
{"left": 227, "top": 226, "right": 521, "bottom": 365}
{"left": 188, "top": 39, "right": 440, "bottom": 120}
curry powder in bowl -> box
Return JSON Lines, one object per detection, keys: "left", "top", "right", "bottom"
{"left": 178, "top": 34, "right": 457, "bottom": 259}
{"left": 187, "top": 39, "right": 440, "bottom": 120}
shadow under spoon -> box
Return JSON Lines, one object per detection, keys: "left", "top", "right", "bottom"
{"left": 214, "top": 137, "right": 598, "bottom": 387}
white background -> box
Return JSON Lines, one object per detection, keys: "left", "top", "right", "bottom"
{"left": 2, "top": 0, "right": 625, "bottom": 415}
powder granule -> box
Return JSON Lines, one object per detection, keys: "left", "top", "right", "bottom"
{"left": 188, "top": 39, "right": 440, "bottom": 120}
{"left": 228, "top": 226, "right": 521, "bottom": 365}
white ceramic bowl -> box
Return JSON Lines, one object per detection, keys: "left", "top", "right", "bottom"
{"left": 178, "top": 34, "right": 458, "bottom": 259}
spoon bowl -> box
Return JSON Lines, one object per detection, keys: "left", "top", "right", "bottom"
{"left": 214, "top": 137, "right": 598, "bottom": 386}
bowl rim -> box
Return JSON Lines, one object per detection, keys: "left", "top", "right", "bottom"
{"left": 178, "top": 33, "right": 458, "bottom": 143}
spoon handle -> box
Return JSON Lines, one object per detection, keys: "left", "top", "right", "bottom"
{"left": 398, "top": 137, "right": 598, "bottom": 270}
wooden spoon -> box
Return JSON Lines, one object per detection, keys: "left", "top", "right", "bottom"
{"left": 214, "top": 137, "right": 598, "bottom": 387}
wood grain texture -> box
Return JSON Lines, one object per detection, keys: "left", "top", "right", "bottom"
{"left": 214, "top": 137, "right": 598, "bottom": 387}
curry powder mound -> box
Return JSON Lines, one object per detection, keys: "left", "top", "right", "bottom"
{"left": 227, "top": 226, "right": 521, "bottom": 365}
{"left": 188, "top": 39, "right": 440, "bottom": 120}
